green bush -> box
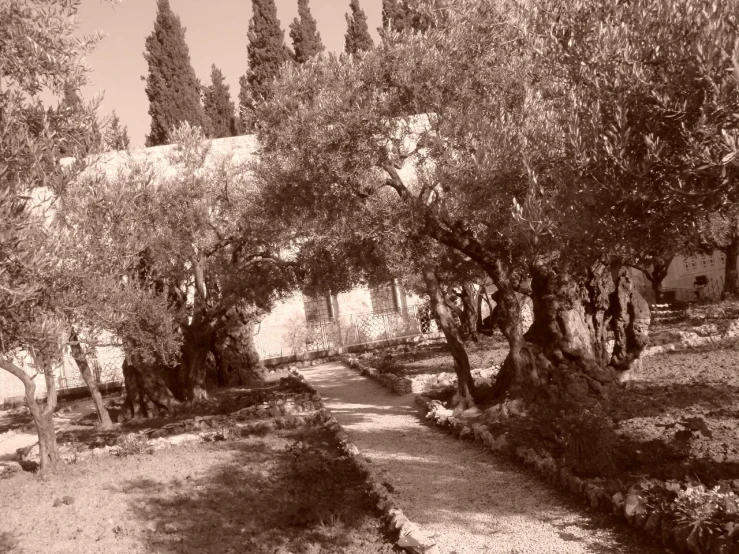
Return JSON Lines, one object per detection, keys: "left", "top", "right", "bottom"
{"left": 555, "top": 408, "right": 617, "bottom": 477}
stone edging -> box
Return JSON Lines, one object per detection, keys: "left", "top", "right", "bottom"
{"left": 416, "top": 395, "right": 739, "bottom": 554}
{"left": 292, "top": 372, "right": 439, "bottom": 554}
{"left": 341, "top": 356, "right": 413, "bottom": 395}
{"left": 10, "top": 375, "right": 324, "bottom": 474}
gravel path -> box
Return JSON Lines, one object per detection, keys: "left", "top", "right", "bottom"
{"left": 304, "top": 362, "right": 669, "bottom": 554}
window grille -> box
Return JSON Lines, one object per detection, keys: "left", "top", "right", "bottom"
{"left": 303, "top": 294, "right": 337, "bottom": 322}
{"left": 370, "top": 284, "right": 397, "bottom": 312}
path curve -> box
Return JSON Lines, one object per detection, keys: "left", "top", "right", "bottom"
{"left": 304, "top": 362, "right": 668, "bottom": 554}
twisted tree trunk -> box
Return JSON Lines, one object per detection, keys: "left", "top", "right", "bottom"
{"left": 0, "top": 358, "right": 61, "bottom": 474}
{"left": 459, "top": 282, "right": 479, "bottom": 342}
{"left": 69, "top": 329, "right": 112, "bottom": 429}
{"left": 422, "top": 262, "right": 475, "bottom": 408}
{"left": 122, "top": 356, "right": 179, "bottom": 419}
{"left": 491, "top": 263, "right": 650, "bottom": 404}
{"left": 181, "top": 335, "right": 210, "bottom": 402}
{"left": 215, "top": 305, "right": 266, "bottom": 386}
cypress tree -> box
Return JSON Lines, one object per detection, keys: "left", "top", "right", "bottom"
{"left": 105, "top": 111, "right": 131, "bottom": 151}
{"left": 237, "top": 74, "right": 253, "bottom": 133}
{"left": 345, "top": 0, "right": 374, "bottom": 55}
{"left": 246, "top": 0, "right": 290, "bottom": 106}
{"left": 204, "top": 65, "right": 236, "bottom": 138}
{"left": 143, "top": 0, "right": 208, "bottom": 147}
{"left": 289, "top": 0, "right": 324, "bottom": 64}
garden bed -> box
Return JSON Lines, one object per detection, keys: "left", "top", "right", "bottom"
{"left": 0, "top": 373, "right": 401, "bottom": 554}
{"left": 344, "top": 335, "right": 505, "bottom": 395}
{"left": 0, "top": 425, "right": 395, "bottom": 554}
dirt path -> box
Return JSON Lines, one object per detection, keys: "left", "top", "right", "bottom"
{"left": 304, "top": 362, "right": 669, "bottom": 554}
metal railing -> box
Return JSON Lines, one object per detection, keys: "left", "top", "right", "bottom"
{"left": 254, "top": 304, "right": 442, "bottom": 361}
{"left": 56, "top": 347, "right": 125, "bottom": 391}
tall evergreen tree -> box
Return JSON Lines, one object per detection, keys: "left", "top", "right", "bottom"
{"left": 143, "top": 0, "right": 208, "bottom": 147}
{"left": 237, "top": 74, "right": 253, "bottom": 133}
{"left": 246, "top": 0, "right": 290, "bottom": 110}
{"left": 105, "top": 111, "right": 131, "bottom": 151}
{"left": 345, "top": 0, "right": 374, "bottom": 55}
{"left": 204, "top": 65, "right": 236, "bottom": 139}
{"left": 289, "top": 0, "right": 324, "bottom": 64}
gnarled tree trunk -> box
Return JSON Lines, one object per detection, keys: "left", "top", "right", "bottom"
{"left": 459, "top": 282, "right": 479, "bottom": 342}
{"left": 69, "top": 330, "right": 112, "bottom": 429}
{"left": 122, "top": 356, "right": 179, "bottom": 419}
{"left": 491, "top": 263, "right": 650, "bottom": 404}
{"left": 180, "top": 335, "right": 210, "bottom": 402}
{"left": 215, "top": 305, "right": 266, "bottom": 386}
{"left": 422, "top": 262, "right": 475, "bottom": 408}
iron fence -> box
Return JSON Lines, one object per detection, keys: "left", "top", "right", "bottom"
{"left": 57, "top": 347, "right": 125, "bottom": 391}
{"left": 254, "top": 304, "right": 442, "bottom": 361}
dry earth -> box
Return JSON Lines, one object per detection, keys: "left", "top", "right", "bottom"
{"left": 0, "top": 426, "right": 393, "bottom": 554}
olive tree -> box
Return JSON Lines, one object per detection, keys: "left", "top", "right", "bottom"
{"left": 254, "top": 0, "right": 738, "bottom": 407}
{"left": 0, "top": 0, "right": 112, "bottom": 473}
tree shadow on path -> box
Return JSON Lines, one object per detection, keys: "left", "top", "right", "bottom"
{"left": 305, "top": 362, "right": 672, "bottom": 554}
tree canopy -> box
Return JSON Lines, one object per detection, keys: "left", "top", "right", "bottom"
{"left": 255, "top": 0, "right": 739, "bottom": 405}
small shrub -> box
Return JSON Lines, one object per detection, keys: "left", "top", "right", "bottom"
{"left": 116, "top": 433, "right": 150, "bottom": 457}
{"left": 554, "top": 408, "right": 617, "bottom": 477}
{"left": 376, "top": 355, "right": 404, "bottom": 376}
{"left": 673, "top": 485, "right": 738, "bottom": 539}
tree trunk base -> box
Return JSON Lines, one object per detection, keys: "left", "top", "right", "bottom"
{"left": 122, "top": 358, "right": 179, "bottom": 420}
{"left": 490, "top": 264, "right": 650, "bottom": 407}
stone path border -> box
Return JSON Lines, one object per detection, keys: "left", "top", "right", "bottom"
{"left": 292, "top": 372, "right": 438, "bottom": 554}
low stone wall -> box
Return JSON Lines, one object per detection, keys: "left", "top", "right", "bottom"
{"left": 11, "top": 376, "right": 324, "bottom": 472}
{"left": 645, "top": 318, "right": 739, "bottom": 357}
{"left": 342, "top": 356, "right": 413, "bottom": 395}
{"left": 408, "top": 366, "right": 499, "bottom": 394}
{"left": 417, "top": 395, "right": 739, "bottom": 554}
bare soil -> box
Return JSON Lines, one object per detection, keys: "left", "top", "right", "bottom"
{"left": 0, "top": 425, "right": 394, "bottom": 554}
{"left": 610, "top": 339, "right": 739, "bottom": 484}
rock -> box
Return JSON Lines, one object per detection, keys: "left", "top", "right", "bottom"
{"left": 624, "top": 493, "right": 647, "bottom": 517}
{"left": 17, "top": 443, "right": 39, "bottom": 462}
{"left": 167, "top": 433, "right": 200, "bottom": 446}
{"left": 163, "top": 523, "right": 177, "bottom": 534}
{"left": 0, "top": 461, "right": 23, "bottom": 475}
{"left": 269, "top": 406, "right": 282, "bottom": 418}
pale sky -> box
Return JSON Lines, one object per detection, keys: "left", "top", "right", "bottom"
{"left": 76, "top": 0, "right": 383, "bottom": 147}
